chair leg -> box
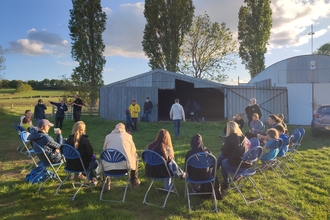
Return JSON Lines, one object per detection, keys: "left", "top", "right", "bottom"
{"left": 55, "top": 174, "right": 71, "bottom": 195}
{"left": 142, "top": 180, "right": 154, "bottom": 205}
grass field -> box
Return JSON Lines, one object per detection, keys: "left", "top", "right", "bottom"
{"left": 1, "top": 108, "right": 330, "bottom": 220}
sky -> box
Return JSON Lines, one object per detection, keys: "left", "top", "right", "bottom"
{"left": 0, "top": 0, "right": 330, "bottom": 85}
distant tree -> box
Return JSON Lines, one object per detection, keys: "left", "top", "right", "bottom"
{"left": 0, "top": 46, "right": 6, "bottom": 80}
{"left": 27, "top": 80, "right": 40, "bottom": 90}
{"left": 8, "top": 80, "right": 23, "bottom": 88}
{"left": 41, "top": 79, "right": 51, "bottom": 89}
{"left": 142, "top": 0, "right": 194, "bottom": 72}
{"left": 16, "top": 82, "right": 33, "bottom": 93}
{"left": 0, "top": 79, "right": 9, "bottom": 88}
{"left": 69, "top": 0, "right": 106, "bottom": 108}
{"left": 238, "top": 0, "right": 272, "bottom": 78}
{"left": 180, "top": 13, "right": 237, "bottom": 82}
{"left": 313, "top": 42, "right": 330, "bottom": 55}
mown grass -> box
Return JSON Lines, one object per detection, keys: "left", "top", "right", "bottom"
{"left": 1, "top": 107, "right": 330, "bottom": 220}
{"left": 0, "top": 88, "right": 64, "bottom": 97}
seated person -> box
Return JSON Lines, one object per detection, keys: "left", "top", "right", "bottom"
{"left": 102, "top": 123, "right": 140, "bottom": 188}
{"left": 65, "top": 121, "right": 99, "bottom": 184}
{"left": 245, "top": 113, "right": 264, "bottom": 139}
{"left": 20, "top": 110, "right": 34, "bottom": 127}
{"left": 274, "top": 124, "right": 289, "bottom": 157}
{"left": 218, "top": 121, "right": 251, "bottom": 191}
{"left": 185, "top": 134, "right": 222, "bottom": 199}
{"left": 277, "top": 113, "right": 288, "bottom": 134}
{"left": 260, "top": 128, "right": 280, "bottom": 166}
{"left": 27, "top": 119, "right": 63, "bottom": 164}
{"left": 146, "top": 129, "right": 185, "bottom": 189}
{"left": 256, "top": 114, "right": 283, "bottom": 142}
{"left": 21, "top": 117, "right": 32, "bottom": 131}
{"left": 221, "top": 113, "right": 244, "bottom": 136}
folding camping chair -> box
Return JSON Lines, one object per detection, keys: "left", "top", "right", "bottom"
{"left": 20, "top": 131, "right": 38, "bottom": 172}
{"left": 141, "top": 150, "right": 179, "bottom": 209}
{"left": 286, "top": 129, "right": 302, "bottom": 166}
{"left": 14, "top": 123, "right": 26, "bottom": 153}
{"left": 99, "top": 148, "right": 131, "bottom": 203}
{"left": 30, "top": 142, "right": 63, "bottom": 192}
{"left": 293, "top": 127, "right": 305, "bottom": 158}
{"left": 249, "top": 137, "right": 260, "bottom": 149}
{"left": 55, "top": 144, "right": 93, "bottom": 201}
{"left": 276, "top": 135, "right": 294, "bottom": 175}
{"left": 185, "top": 152, "right": 218, "bottom": 212}
{"left": 222, "top": 146, "right": 263, "bottom": 205}
{"left": 257, "top": 139, "right": 283, "bottom": 180}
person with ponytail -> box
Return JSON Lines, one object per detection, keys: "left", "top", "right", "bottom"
{"left": 65, "top": 121, "right": 99, "bottom": 184}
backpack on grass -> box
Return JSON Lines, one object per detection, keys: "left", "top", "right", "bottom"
{"left": 24, "top": 166, "right": 55, "bottom": 184}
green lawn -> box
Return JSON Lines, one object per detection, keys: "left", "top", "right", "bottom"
{"left": 0, "top": 88, "right": 64, "bottom": 97}
{"left": 1, "top": 108, "right": 330, "bottom": 219}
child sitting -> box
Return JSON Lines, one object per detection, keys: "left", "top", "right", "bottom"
{"left": 22, "top": 117, "right": 32, "bottom": 132}
{"left": 125, "top": 109, "right": 132, "bottom": 133}
{"left": 260, "top": 128, "right": 280, "bottom": 167}
{"left": 274, "top": 124, "right": 289, "bottom": 157}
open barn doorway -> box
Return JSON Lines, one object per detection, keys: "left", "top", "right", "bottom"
{"left": 157, "top": 79, "right": 224, "bottom": 121}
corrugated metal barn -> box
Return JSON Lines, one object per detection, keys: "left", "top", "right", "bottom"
{"left": 249, "top": 54, "right": 330, "bottom": 125}
{"left": 100, "top": 69, "right": 288, "bottom": 123}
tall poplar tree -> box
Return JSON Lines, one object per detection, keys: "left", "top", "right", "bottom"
{"left": 142, "top": 0, "right": 194, "bottom": 72}
{"left": 69, "top": 0, "right": 106, "bottom": 107}
{"left": 238, "top": 0, "right": 272, "bottom": 78}
{"left": 0, "top": 46, "right": 6, "bottom": 80}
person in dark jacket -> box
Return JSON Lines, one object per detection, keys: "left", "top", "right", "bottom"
{"left": 193, "top": 101, "right": 203, "bottom": 122}
{"left": 34, "top": 99, "right": 47, "bottom": 125}
{"left": 184, "top": 100, "right": 193, "bottom": 122}
{"left": 65, "top": 121, "right": 99, "bottom": 183}
{"left": 217, "top": 121, "right": 251, "bottom": 190}
{"left": 221, "top": 113, "right": 245, "bottom": 136}
{"left": 143, "top": 97, "right": 153, "bottom": 122}
{"left": 27, "top": 119, "right": 63, "bottom": 164}
{"left": 49, "top": 99, "right": 68, "bottom": 129}
{"left": 245, "top": 98, "right": 262, "bottom": 127}
{"left": 146, "top": 129, "right": 184, "bottom": 189}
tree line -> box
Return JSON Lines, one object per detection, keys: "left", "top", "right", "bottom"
{"left": 0, "top": 79, "right": 67, "bottom": 90}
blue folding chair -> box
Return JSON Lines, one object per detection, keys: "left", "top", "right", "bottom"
{"left": 287, "top": 129, "right": 302, "bottom": 165}
{"left": 258, "top": 139, "right": 283, "bottom": 180}
{"left": 222, "top": 146, "right": 263, "bottom": 205}
{"left": 141, "top": 150, "right": 179, "bottom": 209}
{"left": 55, "top": 144, "right": 92, "bottom": 201}
{"left": 249, "top": 137, "right": 260, "bottom": 149}
{"left": 30, "top": 142, "right": 63, "bottom": 192}
{"left": 99, "top": 148, "right": 131, "bottom": 203}
{"left": 20, "top": 131, "right": 38, "bottom": 171}
{"left": 185, "top": 152, "right": 218, "bottom": 212}
{"left": 294, "top": 127, "right": 305, "bottom": 158}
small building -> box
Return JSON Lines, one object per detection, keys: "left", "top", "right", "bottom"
{"left": 249, "top": 54, "right": 330, "bottom": 125}
{"left": 100, "top": 69, "right": 288, "bottom": 124}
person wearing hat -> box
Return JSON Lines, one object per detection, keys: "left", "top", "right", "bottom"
{"left": 128, "top": 99, "right": 140, "bottom": 131}
{"left": 34, "top": 99, "right": 47, "bottom": 125}
{"left": 28, "top": 119, "right": 63, "bottom": 164}
{"left": 143, "top": 97, "right": 153, "bottom": 122}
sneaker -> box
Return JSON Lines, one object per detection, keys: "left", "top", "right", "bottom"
{"left": 233, "top": 175, "right": 243, "bottom": 182}
{"left": 91, "top": 178, "right": 98, "bottom": 186}
{"left": 131, "top": 179, "right": 141, "bottom": 188}
{"left": 106, "top": 177, "right": 111, "bottom": 190}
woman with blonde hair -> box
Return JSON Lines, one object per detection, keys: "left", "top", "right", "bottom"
{"left": 217, "top": 121, "right": 251, "bottom": 191}
{"left": 146, "top": 129, "right": 185, "bottom": 189}
{"left": 65, "top": 121, "right": 99, "bottom": 184}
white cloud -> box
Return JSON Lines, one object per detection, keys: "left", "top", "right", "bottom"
{"left": 6, "top": 39, "right": 49, "bottom": 55}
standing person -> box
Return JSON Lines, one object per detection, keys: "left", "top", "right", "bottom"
{"left": 146, "top": 129, "right": 185, "bottom": 189}
{"left": 169, "top": 99, "right": 185, "bottom": 139}
{"left": 193, "top": 101, "right": 202, "bottom": 122}
{"left": 72, "top": 94, "right": 83, "bottom": 122}
{"left": 184, "top": 100, "right": 193, "bottom": 122}
{"left": 102, "top": 123, "right": 141, "bottom": 188}
{"left": 34, "top": 99, "right": 47, "bottom": 124}
{"left": 49, "top": 99, "right": 68, "bottom": 129}
{"left": 245, "top": 98, "right": 262, "bottom": 127}
{"left": 128, "top": 99, "right": 140, "bottom": 132}
{"left": 20, "top": 110, "right": 34, "bottom": 127}
{"left": 65, "top": 121, "right": 99, "bottom": 185}
{"left": 125, "top": 109, "right": 132, "bottom": 133}
{"left": 143, "top": 97, "right": 153, "bottom": 122}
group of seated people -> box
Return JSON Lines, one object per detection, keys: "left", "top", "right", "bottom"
{"left": 20, "top": 110, "right": 291, "bottom": 202}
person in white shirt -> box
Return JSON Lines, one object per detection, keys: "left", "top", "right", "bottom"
{"left": 169, "top": 99, "right": 185, "bottom": 139}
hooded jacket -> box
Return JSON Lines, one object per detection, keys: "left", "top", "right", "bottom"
{"left": 221, "top": 133, "right": 251, "bottom": 168}
{"left": 185, "top": 134, "right": 213, "bottom": 181}
{"left": 27, "top": 130, "right": 63, "bottom": 163}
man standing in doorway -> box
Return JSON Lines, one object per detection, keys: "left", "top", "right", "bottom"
{"left": 169, "top": 99, "right": 185, "bottom": 139}
{"left": 72, "top": 94, "right": 83, "bottom": 122}
{"left": 129, "top": 99, "right": 140, "bottom": 131}
{"left": 143, "top": 97, "right": 153, "bottom": 122}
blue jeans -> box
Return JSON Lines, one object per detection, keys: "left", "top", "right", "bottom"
{"left": 173, "top": 119, "right": 181, "bottom": 138}
{"left": 217, "top": 154, "right": 226, "bottom": 170}
{"left": 144, "top": 111, "right": 151, "bottom": 122}
{"left": 86, "top": 160, "right": 99, "bottom": 180}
